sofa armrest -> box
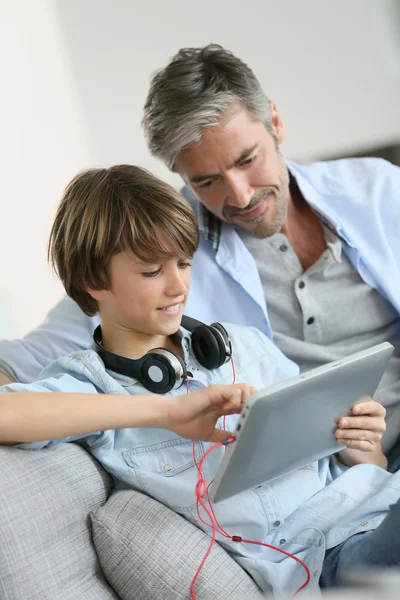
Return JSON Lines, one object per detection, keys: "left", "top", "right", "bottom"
{"left": 0, "top": 443, "right": 118, "bottom": 600}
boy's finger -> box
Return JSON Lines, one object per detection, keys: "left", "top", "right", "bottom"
{"left": 335, "top": 428, "right": 382, "bottom": 442}
{"left": 208, "top": 428, "right": 235, "bottom": 443}
{"left": 336, "top": 438, "right": 375, "bottom": 452}
{"left": 351, "top": 400, "right": 385, "bottom": 416}
{"left": 337, "top": 416, "right": 386, "bottom": 433}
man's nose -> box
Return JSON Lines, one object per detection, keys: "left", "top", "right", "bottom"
{"left": 225, "top": 173, "right": 253, "bottom": 209}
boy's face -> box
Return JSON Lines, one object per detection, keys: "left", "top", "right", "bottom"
{"left": 90, "top": 250, "right": 191, "bottom": 337}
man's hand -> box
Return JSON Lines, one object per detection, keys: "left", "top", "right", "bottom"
{"left": 335, "top": 397, "right": 387, "bottom": 468}
{"left": 164, "top": 383, "right": 255, "bottom": 443}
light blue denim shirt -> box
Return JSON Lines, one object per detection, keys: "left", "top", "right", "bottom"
{"left": 0, "top": 158, "right": 399, "bottom": 384}
{"left": 2, "top": 323, "right": 400, "bottom": 597}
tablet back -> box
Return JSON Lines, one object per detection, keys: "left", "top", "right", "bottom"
{"left": 209, "top": 342, "right": 394, "bottom": 503}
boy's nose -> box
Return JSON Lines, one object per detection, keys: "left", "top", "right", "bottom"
{"left": 165, "top": 270, "right": 187, "bottom": 296}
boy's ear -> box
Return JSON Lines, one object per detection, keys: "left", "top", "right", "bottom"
{"left": 85, "top": 287, "right": 106, "bottom": 302}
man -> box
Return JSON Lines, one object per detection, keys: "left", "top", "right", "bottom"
{"left": 1, "top": 44, "right": 399, "bottom": 468}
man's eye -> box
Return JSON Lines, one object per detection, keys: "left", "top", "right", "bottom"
{"left": 241, "top": 156, "right": 255, "bottom": 166}
{"left": 142, "top": 268, "right": 161, "bottom": 277}
{"left": 198, "top": 180, "right": 213, "bottom": 190}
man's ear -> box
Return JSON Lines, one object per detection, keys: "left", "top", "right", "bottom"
{"left": 269, "top": 100, "right": 286, "bottom": 144}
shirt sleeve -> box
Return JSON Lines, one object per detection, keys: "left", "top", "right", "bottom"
{"left": 0, "top": 370, "right": 104, "bottom": 450}
{"left": 0, "top": 296, "right": 99, "bottom": 384}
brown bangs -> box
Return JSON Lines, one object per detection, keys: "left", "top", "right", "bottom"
{"left": 48, "top": 165, "right": 199, "bottom": 316}
{"left": 116, "top": 201, "right": 199, "bottom": 264}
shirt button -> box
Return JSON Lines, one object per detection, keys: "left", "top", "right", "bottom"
{"left": 163, "top": 464, "right": 172, "bottom": 472}
{"left": 298, "top": 281, "right": 305, "bottom": 289}
{"left": 279, "top": 538, "right": 287, "bottom": 546}
{"left": 273, "top": 520, "right": 281, "bottom": 527}
{"left": 280, "top": 244, "right": 288, "bottom": 252}
{"left": 314, "top": 569, "right": 319, "bottom": 577}
{"left": 362, "top": 521, "right": 368, "bottom": 527}
{"left": 307, "top": 317, "right": 315, "bottom": 325}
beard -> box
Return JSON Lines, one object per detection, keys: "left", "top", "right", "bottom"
{"left": 223, "top": 167, "right": 289, "bottom": 239}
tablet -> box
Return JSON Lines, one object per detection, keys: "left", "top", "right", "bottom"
{"left": 209, "top": 342, "right": 394, "bottom": 503}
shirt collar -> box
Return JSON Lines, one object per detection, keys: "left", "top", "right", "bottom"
{"left": 199, "top": 203, "right": 222, "bottom": 253}
{"left": 199, "top": 162, "right": 343, "bottom": 254}
{"left": 322, "top": 223, "right": 343, "bottom": 263}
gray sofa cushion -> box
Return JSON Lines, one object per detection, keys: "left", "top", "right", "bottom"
{"left": 0, "top": 443, "right": 119, "bottom": 600}
{"left": 91, "top": 489, "right": 264, "bottom": 600}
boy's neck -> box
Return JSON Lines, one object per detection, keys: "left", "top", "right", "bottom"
{"left": 98, "top": 322, "right": 184, "bottom": 360}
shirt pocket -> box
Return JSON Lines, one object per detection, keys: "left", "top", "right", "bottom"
{"left": 122, "top": 438, "right": 205, "bottom": 513}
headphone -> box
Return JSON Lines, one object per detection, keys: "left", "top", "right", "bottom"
{"left": 93, "top": 316, "right": 232, "bottom": 394}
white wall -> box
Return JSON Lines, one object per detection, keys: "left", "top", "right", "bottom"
{"left": 55, "top": 0, "right": 400, "bottom": 177}
{"left": 1, "top": 0, "right": 400, "bottom": 338}
{"left": 0, "top": 0, "right": 95, "bottom": 337}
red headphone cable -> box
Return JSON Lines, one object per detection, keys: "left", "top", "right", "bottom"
{"left": 186, "top": 357, "right": 311, "bottom": 599}
{"left": 190, "top": 441, "right": 311, "bottom": 599}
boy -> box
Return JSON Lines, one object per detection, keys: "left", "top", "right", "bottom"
{"left": 0, "top": 165, "right": 396, "bottom": 597}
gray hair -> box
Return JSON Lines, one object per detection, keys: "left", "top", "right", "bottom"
{"left": 142, "top": 44, "right": 273, "bottom": 171}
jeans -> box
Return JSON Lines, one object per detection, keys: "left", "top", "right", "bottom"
{"left": 320, "top": 496, "right": 400, "bottom": 587}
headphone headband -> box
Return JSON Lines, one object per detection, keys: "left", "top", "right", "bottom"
{"left": 181, "top": 315, "right": 204, "bottom": 331}
{"left": 93, "top": 316, "right": 231, "bottom": 393}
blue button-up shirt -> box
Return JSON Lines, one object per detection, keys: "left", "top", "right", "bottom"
{"left": 184, "top": 157, "right": 400, "bottom": 338}
{"left": 2, "top": 323, "right": 400, "bottom": 597}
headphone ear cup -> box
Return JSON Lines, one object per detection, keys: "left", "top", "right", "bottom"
{"left": 140, "top": 349, "right": 187, "bottom": 394}
{"left": 93, "top": 325, "right": 187, "bottom": 393}
{"left": 211, "top": 323, "right": 231, "bottom": 353}
{"left": 191, "top": 325, "right": 226, "bottom": 370}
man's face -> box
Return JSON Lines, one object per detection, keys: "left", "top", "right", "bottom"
{"left": 175, "top": 106, "right": 289, "bottom": 238}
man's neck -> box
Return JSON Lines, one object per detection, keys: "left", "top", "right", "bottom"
{"left": 280, "top": 178, "right": 327, "bottom": 272}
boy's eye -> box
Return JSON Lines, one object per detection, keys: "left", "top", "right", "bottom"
{"left": 178, "top": 261, "right": 192, "bottom": 269}
{"left": 142, "top": 267, "right": 162, "bottom": 278}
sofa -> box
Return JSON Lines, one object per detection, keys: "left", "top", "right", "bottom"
{"left": 3, "top": 443, "right": 400, "bottom": 600}
{"left": 0, "top": 442, "right": 264, "bottom": 599}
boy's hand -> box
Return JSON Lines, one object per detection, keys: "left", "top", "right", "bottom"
{"left": 164, "top": 383, "right": 255, "bottom": 443}
{"left": 335, "top": 397, "right": 387, "bottom": 468}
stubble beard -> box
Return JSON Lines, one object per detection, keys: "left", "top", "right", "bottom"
{"left": 225, "top": 168, "right": 289, "bottom": 239}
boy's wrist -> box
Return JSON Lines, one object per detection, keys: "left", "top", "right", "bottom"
{"left": 337, "top": 443, "right": 388, "bottom": 470}
{"left": 139, "top": 393, "right": 171, "bottom": 429}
